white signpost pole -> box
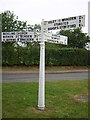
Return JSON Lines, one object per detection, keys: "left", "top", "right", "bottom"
{"left": 38, "top": 19, "right": 45, "bottom": 110}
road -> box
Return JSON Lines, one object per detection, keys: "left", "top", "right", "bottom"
{"left": 2, "top": 70, "right": 88, "bottom": 82}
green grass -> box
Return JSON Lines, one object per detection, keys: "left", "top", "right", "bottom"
{"left": 2, "top": 66, "right": 88, "bottom": 71}
{"left": 2, "top": 80, "right": 88, "bottom": 118}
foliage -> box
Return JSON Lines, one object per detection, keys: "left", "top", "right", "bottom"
{"left": 2, "top": 42, "right": 89, "bottom": 66}
{"left": 2, "top": 10, "right": 27, "bottom": 32}
{"left": 45, "top": 47, "right": 89, "bottom": 66}
{"left": 59, "top": 28, "right": 89, "bottom": 48}
{"left": 2, "top": 10, "right": 41, "bottom": 32}
{"left": 2, "top": 42, "right": 18, "bottom": 65}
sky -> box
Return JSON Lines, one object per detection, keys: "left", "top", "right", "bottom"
{"left": 0, "top": 0, "right": 89, "bottom": 33}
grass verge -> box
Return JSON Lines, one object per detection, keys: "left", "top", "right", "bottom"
{"left": 2, "top": 66, "right": 88, "bottom": 71}
{"left": 2, "top": 80, "right": 88, "bottom": 118}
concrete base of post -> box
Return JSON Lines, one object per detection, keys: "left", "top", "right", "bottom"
{"left": 38, "top": 106, "right": 45, "bottom": 110}
{"left": 38, "top": 107, "right": 45, "bottom": 111}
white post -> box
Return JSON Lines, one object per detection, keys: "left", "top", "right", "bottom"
{"left": 38, "top": 19, "right": 45, "bottom": 110}
{"left": 88, "top": 1, "right": 90, "bottom": 37}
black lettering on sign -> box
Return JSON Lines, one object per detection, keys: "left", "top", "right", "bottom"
{"left": 30, "top": 35, "right": 32, "bottom": 37}
{"left": 48, "top": 21, "right": 53, "bottom": 24}
{"left": 58, "top": 19, "right": 61, "bottom": 22}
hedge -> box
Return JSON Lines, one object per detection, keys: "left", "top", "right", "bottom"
{"left": 2, "top": 43, "right": 89, "bottom": 66}
{"left": 45, "top": 48, "right": 89, "bottom": 66}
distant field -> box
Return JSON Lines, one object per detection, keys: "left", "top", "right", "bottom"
{"left": 2, "top": 80, "right": 88, "bottom": 118}
{"left": 2, "top": 66, "right": 88, "bottom": 71}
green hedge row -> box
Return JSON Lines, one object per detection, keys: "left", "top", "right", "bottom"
{"left": 2, "top": 43, "right": 89, "bottom": 66}
{"left": 2, "top": 43, "right": 40, "bottom": 66}
{"left": 46, "top": 48, "right": 89, "bottom": 66}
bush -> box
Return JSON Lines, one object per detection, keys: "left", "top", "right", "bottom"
{"left": 46, "top": 48, "right": 89, "bottom": 66}
{"left": 2, "top": 43, "right": 89, "bottom": 66}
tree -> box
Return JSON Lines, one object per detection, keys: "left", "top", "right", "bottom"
{"left": 2, "top": 10, "right": 41, "bottom": 33}
{"left": 2, "top": 10, "right": 27, "bottom": 32}
{"left": 27, "top": 24, "right": 33, "bottom": 31}
{"left": 59, "top": 28, "right": 89, "bottom": 48}
{"left": 2, "top": 11, "right": 16, "bottom": 32}
{"left": 16, "top": 20, "right": 27, "bottom": 31}
{"left": 34, "top": 24, "right": 41, "bottom": 32}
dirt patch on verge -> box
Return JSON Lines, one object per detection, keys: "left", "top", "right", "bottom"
{"left": 26, "top": 106, "right": 51, "bottom": 114}
{"left": 74, "top": 94, "right": 90, "bottom": 102}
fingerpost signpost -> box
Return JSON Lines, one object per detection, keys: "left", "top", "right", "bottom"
{"left": 38, "top": 15, "right": 85, "bottom": 110}
{"left": 1, "top": 15, "right": 85, "bottom": 110}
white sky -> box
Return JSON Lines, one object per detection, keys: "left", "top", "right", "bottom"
{"left": 0, "top": 0, "right": 89, "bottom": 33}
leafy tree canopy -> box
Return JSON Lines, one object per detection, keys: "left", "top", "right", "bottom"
{"left": 58, "top": 28, "right": 90, "bottom": 48}
{"left": 2, "top": 10, "right": 41, "bottom": 32}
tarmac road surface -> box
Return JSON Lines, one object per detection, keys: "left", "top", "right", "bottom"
{"left": 2, "top": 70, "right": 88, "bottom": 82}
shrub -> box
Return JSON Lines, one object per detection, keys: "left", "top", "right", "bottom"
{"left": 2, "top": 43, "right": 89, "bottom": 66}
